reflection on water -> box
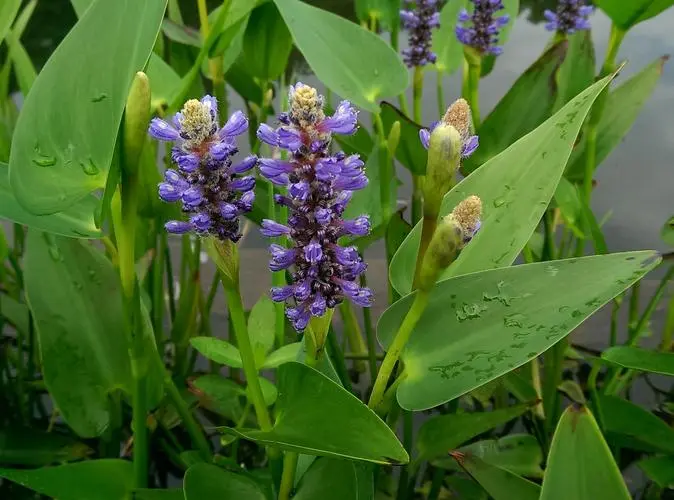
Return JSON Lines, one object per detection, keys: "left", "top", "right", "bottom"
{"left": 17, "top": 0, "right": 674, "bottom": 254}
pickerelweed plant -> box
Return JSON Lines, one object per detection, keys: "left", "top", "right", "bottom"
{"left": 1, "top": 0, "right": 674, "bottom": 499}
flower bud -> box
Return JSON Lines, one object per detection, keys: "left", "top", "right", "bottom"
{"left": 205, "top": 236, "right": 240, "bottom": 290}
{"left": 387, "top": 120, "right": 401, "bottom": 159}
{"left": 422, "top": 123, "right": 462, "bottom": 219}
{"left": 123, "top": 72, "right": 151, "bottom": 176}
{"left": 417, "top": 195, "right": 482, "bottom": 291}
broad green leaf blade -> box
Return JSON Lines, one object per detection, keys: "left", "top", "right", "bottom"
{"left": 601, "top": 346, "right": 674, "bottom": 376}
{"left": 255, "top": 377, "right": 279, "bottom": 406}
{"left": 9, "top": 0, "right": 168, "bottom": 214}
{"left": 432, "top": 0, "right": 468, "bottom": 74}
{"left": 247, "top": 295, "right": 276, "bottom": 367}
{"left": 416, "top": 402, "right": 535, "bottom": 463}
{"left": 598, "top": 394, "right": 674, "bottom": 455}
{"left": 0, "top": 162, "right": 101, "bottom": 238}
{"left": 25, "top": 232, "right": 163, "bottom": 437}
{"left": 0, "top": 459, "right": 133, "bottom": 500}
{"left": 161, "top": 19, "right": 201, "bottom": 47}
{"left": 243, "top": 2, "right": 292, "bottom": 80}
{"left": 191, "top": 374, "right": 245, "bottom": 421}
{"left": 638, "top": 456, "right": 674, "bottom": 488}
{"left": 390, "top": 73, "right": 615, "bottom": 296}
{"left": 0, "top": 294, "right": 29, "bottom": 335}
{"left": 554, "top": 31, "right": 595, "bottom": 110}
{"left": 380, "top": 102, "right": 425, "bottom": 175}
{"left": 262, "top": 342, "right": 303, "bottom": 369}
{"left": 595, "top": 0, "right": 674, "bottom": 29}
{"left": 566, "top": 57, "right": 667, "bottom": 180}
{"left": 451, "top": 434, "right": 544, "bottom": 478}
{"left": 146, "top": 55, "right": 181, "bottom": 111}
{"left": 190, "top": 336, "right": 243, "bottom": 368}
{"left": 465, "top": 42, "right": 568, "bottom": 172}
{"left": 183, "top": 463, "right": 266, "bottom": 500}
{"left": 553, "top": 176, "right": 583, "bottom": 236}
{"left": 0, "top": 428, "right": 91, "bottom": 467}
{"left": 0, "top": 0, "right": 21, "bottom": 44}
{"left": 380, "top": 251, "right": 660, "bottom": 410}
{"left": 451, "top": 452, "right": 541, "bottom": 500}
{"left": 293, "top": 458, "right": 373, "bottom": 500}
{"left": 541, "top": 406, "right": 631, "bottom": 500}
{"left": 220, "top": 362, "right": 408, "bottom": 464}
{"left": 273, "top": 0, "right": 408, "bottom": 112}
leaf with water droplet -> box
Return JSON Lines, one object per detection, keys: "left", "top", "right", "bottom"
{"left": 80, "top": 158, "right": 100, "bottom": 176}
{"left": 493, "top": 197, "right": 506, "bottom": 208}
{"left": 91, "top": 93, "right": 108, "bottom": 102}
{"left": 32, "top": 156, "right": 56, "bottom": 167}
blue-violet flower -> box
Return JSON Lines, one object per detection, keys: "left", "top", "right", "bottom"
{"left": 257, "top": 83, "right": 373, "bottom": 331}
{"left": 456, "top": 0, "right": 510, "bottom": 55}
{"left": 149, "top": 96, "right": 256, "bottom": 242}
{"left": 400, "top": 0, "right": 441, "bottom": 68}
{"left": 544, "top": 0, "right": 593, "bottom": 34}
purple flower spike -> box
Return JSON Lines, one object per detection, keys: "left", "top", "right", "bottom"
{"left": 148, "top": 96, "right": 254, "bottom": 242}
{"left": 455, "top": 0, "right": 509, "bottom": 55}
{"left": 544, "top": 0, "right": 594, "bottom": 34}
{"left": 401, "top": 0, "right": 441, "bottom": 68}
{"left": 256, "top": 83, "right": 373, "bottom": 331}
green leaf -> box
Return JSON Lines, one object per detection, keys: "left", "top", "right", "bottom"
{"left": 464, "top": 41, "right": 568, "bottom": 173}
{"left": 0, "top": 0, "right": 21, "bottom": 44}
{"left": 553, "top": 177, "right": 584, "bottom": 237}
{"left": 541, "top": 406, "right": 631, "bottom": 500}
{"left": 220, "top": 362, "right": 408, "bottom": 464}
{"left": 190, "top": 336, "right": 243, "bottom": 369}
{"left": 0, "top": 428, "right": 91, "bottom": 467}
{"left": 9, "top": 0, "right": 168, "bottom": 215}
{"left": 416, "top": 402, "right": 535, "bottom": 463}
{"left": 243, "top": 2, "right": 292, "bottom": 80}
{"left": 554, "top": 31, "right": 595, "bottom": 110}
{"left": 191, "top": 374, "right": 245, "bottom": 421}
{"left": 432, "top": 0, "right": 468, "bottom": 74}
{"left": 0, "top": 294, "right": 30, "bottom": 335}
{"left": 451, "top": 452, "right": 541, "bottom": 500}
{"left": 447, "top": 434, "right": 543, "bottom": 478}
{"left": 293, "top": 458, "right": 373, "bottom": 500}
{"left": 248, "top": 295, "right": 276, "bottom": 368}
{"left": 390, "top": 73, "right": 615, "bottom": 296}
{"left": 262, "top": 342, "right": 303, "bottom": 369}
{"left": 25, "top": 232, "right": 162, "bottom": 437}
{"left": 380, "top": 102, "right": 425, "bottom": 175}
{"left": 161, "top": 18, "right": 201, "bottom": 47}
{"left": 595, "top": 0, "right": 674, "bottom": 29}
{"left": 273, "top": 0, "right": 408, "bottom": 112}
{"left": 566, "top": 57, "right": 667, "bottom": 180}
{"left": 133, "top": 489, "right": 185, "bottom": 500}
{"left": 183, "top": 463, "right": 266, "bottom": 500}
{"left": 256, "top": 377, "right": 279, "bottom": 407}
{"left": 601, "top": 346, "right": 674, "bottom": 376}
{"left": 0, "top": 459, "right": 134, "bottom": 500}
{"left": 598, "top": 394, "right": 674, "bottom": 455}
{"left": 638, "top": 456, "right": 674, "bottom": 488}
{"left": 661, "top": 215, "right": 674, "bottom": 246}
{"left": 0, "top": 162, "right": 101, "bottom": 238}
{"left": 380, "top": 251, "right": 660, "bottom": 410}
{"left": 146, "top": 55, "right": 181, "bottom": 111}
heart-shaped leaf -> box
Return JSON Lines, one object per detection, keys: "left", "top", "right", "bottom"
{"left": 379, "top": 251, "right": 660, "bottom": 410}
{"left": 191, "top": 336, "right": 243, "bottom": 368}
{"left": 262, "top": 342, "right": 303, "bottom": 369}
{"left": 220, "top": 362, "right": 408, "bottom": 464}
{"left": 243, "top": 2, "right": 292, "bottom": 80}
{"left": 248, "top": 295, "right": 276, "bottom": 367}
{"left": 293, "top": 458, "right": 374, "bottom": 500}
{"left": 390, "top": 73, "right": 614, "bottom": 296}
{"left": 183, "top": 463, "right": 266, "bottom": 500}
{"left": 541, "top": 406, "right": 631, "bottom": 500}
{"left": 595, "top": 0, "right": 674, "bottom": 29}
{"left": 9, "top": 0, "right": 167, "bottom": 214}
{"left": 432, "top": 0, "right": 468, "bottom": 74}
{"left": 273, "top": 0, "right": 408, "bottom": 112}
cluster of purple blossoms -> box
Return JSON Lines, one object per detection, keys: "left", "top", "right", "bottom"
{"left": 400, "top": 0, "right": 441, "bottom": 67}
{"left": 455, "top": 0, "right": 510, "bottom": 55}
{"left": 544, "top": 0, "right": 593, "bottom": 34}
{"left": 149, "top": 96, "right": 256, "bottom": 242}
{"left": 256, "top": 83, "right": 373, "bottom": 331}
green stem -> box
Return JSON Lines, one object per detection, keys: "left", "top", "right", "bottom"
{"left": 164, "top": 375, "right": 211, "bottom": 460}
{"left": 464, "top": 57, "right": 481, "bottom": 127}
{"left": 427, "top": 467, "right": 445, "bottom": 500}
{"left": 412, "top": 216, "right": 437, "bottom": 290}
{"left": 660, "top": 291, "right": 674, "bottom": 351}
{"left": 132, "top": 360, "right": 149, "bottom": 487}
{"left": 436, "top": 71, "right": 445, "bottom": 117}
{"left": 411, "top": 67, "right": 424, "bottom": 224}
{"left": 542, "top": 339, "right": 566, "bottom": 434}
{"left": 339, "top": 301, "right": 368, "bottom": 374}
{"left": 396, "top": 410, "right": 414, "bottom": 500}
{"left": 360, "top": 273, "right": 379, "bottom": 381}
{"left": 278, "top": 451, "right": 299, "bottom": 500}
{"left": 223, "top": 283, "right": 274, "bottom": 432}
{"left": 152, "top": 227, "right": 165, "bottom": 341}
{"left": 628, "top": 281, "right": 640, "bottom": 332}
{"left": 610, "top": 295, "right": 622, "bottom": 347}
{"left": 326, "top": 326, "right": 353, "bottom": 391}
{"left": 368, "top": 291, "right": 430, "bottom": 410}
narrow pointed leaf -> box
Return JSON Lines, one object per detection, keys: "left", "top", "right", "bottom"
{"left": 601, "top": 346, "right": 674, "bottom": 376}
{"left": 191, "top": 336, "right": 243, "bottom": 368}
{"left": 432, "top": 0, "right": 468, "bottom": 74}
{"left": 220, "top": 362, "right": 408, "bottom": 464}
{"left": 380, "top": 251, "right": 660, "bottom": 410}
{"left": 554, "top": 31, "right": 595, "bottom": 110}
{"left": 183, "top": 463, "right": 266, "bottom": 500}
{"left": 638, "top": 456, "right": 674, "bottom": 488}
{"left": 273, "top": 0, "right": 408, "bottom": 112}
{"left": 541, "top": 406, "right": 631, "bottom": 500}
{"left": 9, "top": 0, "right": 168, "bottom": 214}
{"left": 390, "top": 74, "right": 615, "bottom": 296}
{"left": 0, "top": 428, "right": 91, "bottom": 467}
{"left": 262, "top": 342, "right": 303, "bottom": 369}
{"left": 247, "top": 295, "right": 277, "bottom": 367}
{"left": 0, "top": 459, "right": 133, "bottom": 500}
{"left": 243, "top": 2, "right": 292, "bottom": 80}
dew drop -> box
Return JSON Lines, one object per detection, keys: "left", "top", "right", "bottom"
{"left": 571, "top": 309, "right": 583, "bottom": 318}
{"left": 527, "top": 352, "right": 538, "bottom": 358}
{"left": 91, "top": 93, "right": 108, "bottom": 102}
{"left": 72, "top": 281, "right": 83, "bottom": 291}
{"left": 504, "top": 313, "right": 526, "bottom": 328}
{"left": 558, "top": 305, "right": 569, "bottom": 313}
{"left": 493, "top": 197, "right": 506, "bottom": 208}
{"left": 33, "top": 156, "right": 56, "bottom": 167}
{"left": 544, "top": 264, "right": 559, "bottom": 277}
{"left": 80, "top": 158, "right": 100, "bottom": 176}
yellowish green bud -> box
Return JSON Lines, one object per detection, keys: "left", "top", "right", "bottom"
{"left": 422, "top": 123, "right": 462, "bottom": 218}
{"left": 123, "top": 72, "right": 151, "bottom": 176}
{"left": 205, "top": 237, "right": 240, "bottom": 290}
{"left": 387, "top": 120, "right": 401, "bottom": 159}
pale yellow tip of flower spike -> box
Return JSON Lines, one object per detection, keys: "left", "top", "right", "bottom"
{"left": 289, "top": 83, "right": 325, "bottom": 129}
{"left": 180, "top": 99, "right": 215, "bottom": 146}
{"left": 442, "top": 98, "right": 473, "bottom": 139}
{"left": 450, "top": 195, "right": 482, "bottom": 236}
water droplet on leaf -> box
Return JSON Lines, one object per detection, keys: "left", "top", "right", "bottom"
{"left": 493, "top": 197, "right": 506, "bottom": 208}
{"left": 80, "top": 158, "right": 99, "bottom": 176}
{"left": 91, "top": 93, "right": 108, "bottom": 102}
{"left": 32, "top": 156, "right": 56, "bottom": 167}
